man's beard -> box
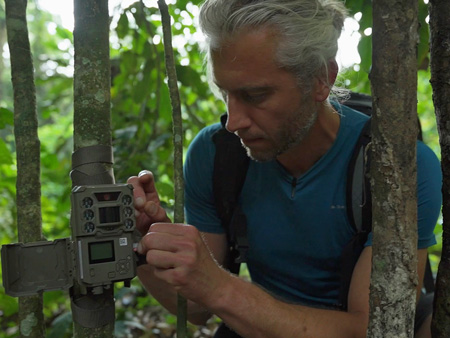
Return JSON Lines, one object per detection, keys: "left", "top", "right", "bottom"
{"left": 242, "top": 108, "right": 318, "bottom": 162}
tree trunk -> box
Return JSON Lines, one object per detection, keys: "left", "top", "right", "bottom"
{"left": 73, "top": 0, "right": 112, "bottom": 151}
{"left": 429, "top": 0, "right": 450, "bottom": 336}
{"left": 4, "top": 0, "right": 45, "bottom": 337}
{"left": 71, "top": 0, "right": 114, "bottom": 336}
{"left": 157, "top": 1, "right": 187, "bottom": 336}
{"left": 368, "top": 0, "right": 419, "bottom": 337}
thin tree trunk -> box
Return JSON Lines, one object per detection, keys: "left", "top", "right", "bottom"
{"left": 368, "top": 0, "right": 419, "bottom": 337}
{"left": 73, "top": 0, "right": 112, "bottom": 150}
{"left": 71, "top": 0, "right": 114, "bottom": 336}
{"left": 4, "top": 0, "right": 45, "bottom": 337}
{"left": 157, "top": 1, "right": 187, "bottom": 336}
{"left": 429, "top": 0, "right": 450, "bottom": 336}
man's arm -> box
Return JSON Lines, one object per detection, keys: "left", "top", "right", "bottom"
{"left": 137, "top": 223, "right": 371, "bottom": 338}
{"left": 139, "top": 224, "right": 429, "bottom": 338}
{"left": 208, "top": 246, "right": 373, "bottom": 338}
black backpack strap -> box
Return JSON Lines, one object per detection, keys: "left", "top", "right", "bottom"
{"left": 339, "top": 118, "right": 372, "bottom": 310}
{"left": 341, "top": 115, "right": 434, "bottom": 310}
{"left": 346, "top": 118, "right": 372, "bottom": 234}
{"left": 423, "top": 258, "right": 435, "bottom": 293}
{"left": 212, "top": 114, "right": 250, "bottom": 274}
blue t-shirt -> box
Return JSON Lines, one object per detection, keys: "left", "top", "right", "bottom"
{"left": 183, "top": 104, "right": 442, "bottom": 307}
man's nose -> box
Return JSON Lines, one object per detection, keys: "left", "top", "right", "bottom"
{"left": 225, "top": 97, "right": 251, "bottom": 133}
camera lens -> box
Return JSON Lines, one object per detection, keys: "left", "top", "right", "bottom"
{"left": 123, "top": 207, "right": 133, "bottom": 218}
{"left": 84, "top": 209, "right": 94, "bottom": 221}
{"left": 82, "top": 197, "right": 94, "bottom": 208}
{"left": 125, "top": 219, "right": 134, "bottom": 229}
{"left": 84, "top": 222, "right": 95, "bottom": 233}
{"left": 122, "top": 195, "right": 132, "bottom": 205}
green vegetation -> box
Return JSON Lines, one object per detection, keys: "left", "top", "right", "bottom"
{"left": 0, "top": 1, "right": 440, "bottom": 337}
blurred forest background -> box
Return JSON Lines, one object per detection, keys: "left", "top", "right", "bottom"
{"left": 0, "top": 0, "right": 442, "bottom": 337}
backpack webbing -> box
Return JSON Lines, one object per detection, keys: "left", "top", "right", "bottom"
{"left": 212, "top": 114, "right": 250, "bottom": 274}
{"left": 338, "top": 117, "right": 372, "bottom": 309}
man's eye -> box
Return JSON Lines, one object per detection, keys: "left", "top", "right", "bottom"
{"left": 242, "top": 91, "right": 267, "bottom": 103}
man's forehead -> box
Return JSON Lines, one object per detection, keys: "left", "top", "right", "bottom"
{"left": 212, "top": 28, "right": 279, "bottom": 57}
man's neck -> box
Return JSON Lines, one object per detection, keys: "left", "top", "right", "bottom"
{"left": 276, "top": 103, "right": 340, "bottom": 178}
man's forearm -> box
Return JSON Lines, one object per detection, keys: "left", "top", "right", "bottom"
{"left": 137, "top": 265, "right": 212, "bottom": 325}
{"left": 204, "top": 274, "right": 368, "bottom": 338}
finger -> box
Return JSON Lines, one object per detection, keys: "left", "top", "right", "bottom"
{"left": 149, "top": 223, "right": 198, "bottom": 237}
{"left": 145, "top": 249, "right": 177, "bottom": 269}
{"left": 152, "top": 267, "right": 186, "bottom": 289}
{"left": 127, "top": 175, "right": 146, "bottom": 209}
{"left": 138, "top": 228, "right": 190, "bottom": 256}
{"left": 137, "top": 171, "right": 164, "bottom": 207}
{"left": 138, "top": 169, "right": 152, "bottom": 178}
{"left": 144, "top": 201, "right": 171, "bottom": 223}
{"left": 137, "top": 170, "right": 157, "bottom": 194}
{"left": 145, "top": 249, "right": 194, "bottom": 287}
{"left": 138, "top": 231, "right": 176, "bottom": 253}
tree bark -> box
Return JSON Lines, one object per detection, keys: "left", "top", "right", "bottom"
{"left": 73, "top": 0, "right": 112, "bottom": 151}
{"left": 157, "top": 1, "right": 187, "bottom": 336}
{"left": 71, "top": 0, "right": 114, "bottom": 336}
{"left": 4, "top": 0, "right": 45, "bottom": 337}
{"left": 429, "top": 0, "right": 450, "bottom": 336}
{"left": 368, "top": 0, "right": 419, "bottom": 337}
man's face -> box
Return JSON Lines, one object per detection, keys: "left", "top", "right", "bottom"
{"left": 212, "top": 28, "right": 319, "bottom": 162}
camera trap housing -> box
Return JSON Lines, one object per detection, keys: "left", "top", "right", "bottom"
{"left": 1, "top": 183, "right": 142, "bottom": 297}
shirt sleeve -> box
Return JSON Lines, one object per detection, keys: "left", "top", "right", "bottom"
{"left": 183, "top": 123, "right": 226, "bottom": 234}
{"left": 416, "top": 140, "right": 442, "bottom": 248}
{"left": 365, "top": 140, "right": 442, "bottom": 248}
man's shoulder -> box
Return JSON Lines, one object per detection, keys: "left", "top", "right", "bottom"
{"left": 336, "top": 102, "right": 370, "bottom": 126}
{"left": 192, "top": 122, "right": 223, "bottom": 145}
{"left": 417, "top": 140, "right": 441, "bottom": 176}
{"left": 185, "top": 122, "right": 223, "bottom": 163}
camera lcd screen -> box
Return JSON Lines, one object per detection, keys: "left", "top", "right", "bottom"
{"left": 99, "top": 206, "right": 121, "bottom": 224}
{"left": 89, "top": 241, "right": 115, "bottom": 264}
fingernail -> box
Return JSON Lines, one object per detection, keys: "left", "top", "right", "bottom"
{"left": 135, "top": 209, "right": 141, "bottom": 218}
{"left": 138, "top": 170, "right": 150, "bottom": 177}
{"left": 137, "top": 242, "right": 143, "bottom": 254}
{"left": 135, "top": 197, "right": 144, "bottom": 207}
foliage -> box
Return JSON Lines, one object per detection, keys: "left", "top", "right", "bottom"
{"left": 0, "top": 0, "right": 441, "bottom": 337}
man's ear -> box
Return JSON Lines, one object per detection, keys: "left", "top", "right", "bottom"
{"left": 314, "top": 59, "right": 338, "bottom": 102}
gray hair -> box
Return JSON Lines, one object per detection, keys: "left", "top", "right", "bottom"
{"left": 199, "top": 0, "right": 348, "bottom": 94}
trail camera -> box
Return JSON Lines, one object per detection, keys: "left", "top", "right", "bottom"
{"left": 1, "top": 184, "right": 142, "bottom": 297}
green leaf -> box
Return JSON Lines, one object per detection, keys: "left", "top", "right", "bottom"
{"left": 116, "top": 13, "right": 130, "bottom": 40}
{"left": 357, "top": 35, "right": 372, "bottom": 73}
{"left": 0, "top": 139, "right": 13, "bottom": 165}
{"left": 47, "top": 312, "right": 72, "bottom": 338}
{"left": 55, "top": 26, "right": 73, "bottom": 41}
{"left": 418, "top": 0, "right": 430, "bottom": 68}
{"left": 0, "top": 108, "right": 14, "bottom": 129}
{"left": 176, "top": 65, "right": 208, "bottom": 97}
{"left": 0, "top": 293, "right": 18, "bottom": 317}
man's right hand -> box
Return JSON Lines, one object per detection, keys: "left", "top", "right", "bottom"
{"left": 127, "top": 170, "right": 171, "bottom": 235}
